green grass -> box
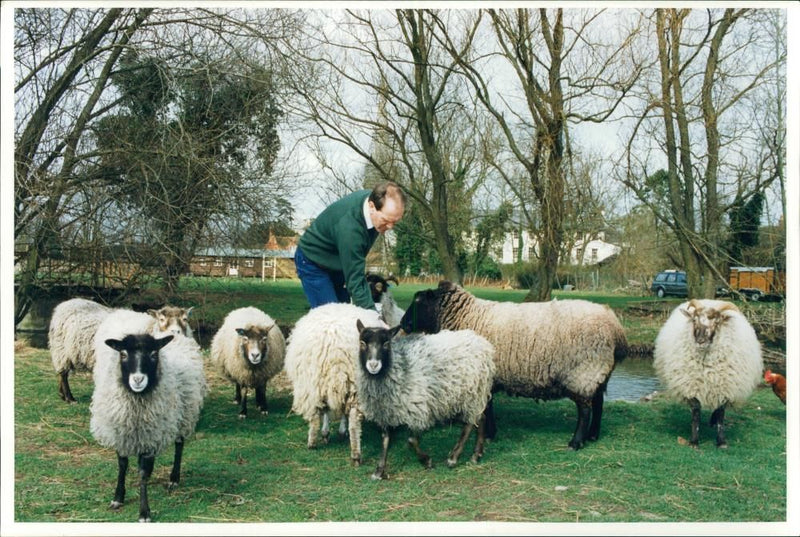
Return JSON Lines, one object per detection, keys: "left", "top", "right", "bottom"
{"left": 12, "top": 280, "right": 787, "bottom": 526}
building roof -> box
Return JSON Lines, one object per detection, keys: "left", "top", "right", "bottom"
{"left": 194, "top": 246, "right": 295, "bottom": 259}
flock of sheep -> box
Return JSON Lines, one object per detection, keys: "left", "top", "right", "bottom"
{"left": 46, "top": 275, "right": 766, "bottom": 522}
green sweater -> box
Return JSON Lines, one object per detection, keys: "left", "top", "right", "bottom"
{"left": 298, "top": 189, "right": 379, "bottom": 310}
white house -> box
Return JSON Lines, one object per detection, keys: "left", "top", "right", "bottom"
{"left": 496, "top": 229, "right": 620, "bottom": 266}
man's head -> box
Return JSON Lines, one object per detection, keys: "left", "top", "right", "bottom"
{"left": 368, "top": 181, "right": 406, "bottom": 234}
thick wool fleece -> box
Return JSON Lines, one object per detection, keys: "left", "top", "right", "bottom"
{"left": 653, "top": 299, "right": 762, "bottom": 409}
{"left": 284, "top": 303, "right": 384, "bottom": 422}
{"left": 89, "top": 310, "right": 206, "bottom": 457}
{"left": 357, "top": 329, "right": 495, "bottom": 433}
{"left": 210, "top": 307, "right": 285, "bottom": 389}
{"left": 49, "top": 298, "right": 113, "bottom": 374}
{"left": 436, "top": 285, "right": 627, "bottom": 400}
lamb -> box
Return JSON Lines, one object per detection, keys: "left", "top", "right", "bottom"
{"left": 399, "top": 280, "right": 628, "bottom": 450}
{"left": 355, "top": 321, "right": 495, "bottom": 480}
{"left": 89, "top": 309, "right": 206, "bottom": 522}
{"left": 209, "top": 306, "right": 285, "bottom": 419}
{"left": 366, "top": 273, "right": 405, "bottom": 326}
{"left": 653, "top": 299, "right": 763, "bottom": 448}
{"left": 48, "top": 298, "right": 194, "bottom": 403}
{"left": 283, "top": 303, "right": 385, "bottom": 465}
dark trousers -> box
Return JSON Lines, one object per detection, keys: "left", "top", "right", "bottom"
{"left": 294, "top": 247, "right": 350, "bottom": 308}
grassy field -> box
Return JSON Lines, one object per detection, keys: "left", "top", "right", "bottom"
{"left": 10, "top": 279, "right": 788, "bottom": 529}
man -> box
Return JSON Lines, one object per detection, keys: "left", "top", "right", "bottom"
{"left": 294, "top": 181, "right": 406, "bottom": 310}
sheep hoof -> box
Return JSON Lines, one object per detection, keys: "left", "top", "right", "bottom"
{"left": 371, "top": 471, "right": 387, "bottom": 480}
{"left": 446, "top": 458, "right": 457, "bottom": 468}
{"left": 470, "top": 454, "right": 482, "bottom": 464}
{"left": 260, "top": 410, "right": 269, "bottom": 416}
{"left": 139, "top": 516, "right": 151, "bottom": 523}
{"left": 168, "top": 481, "right": 178, "bottom": 491}
{"left": 717, "top": 442, "right": 728, "bottom": 450}
{"left": 238, "top": 413, "right": 247, "bottom": 420}
{"left": 110, "top": 500, "right": 123, "bottom": 510}
{"left": 351, "top": 456, "right": 361, "bottom": 467}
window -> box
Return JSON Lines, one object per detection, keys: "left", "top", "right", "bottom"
{"left": 213, "top": 259, "right": 224, "bottom": 267}
{"left": 591, "top": 248, "right": 598, "bottom": 262}
{"left": 244, "top": 259, "right": 255, "bottom": 268}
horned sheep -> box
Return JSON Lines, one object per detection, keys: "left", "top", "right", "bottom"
{"left": 356, "top": 322, "right": 495, "bottom": 480}
{"left": 89, "top": 309, "right": 206, "bottom": 522}
{"left": 653, "top": 299, "right": 763, "bottom": 448}
{"left": 399, "top": 281, "right": 628, "bottom": 450}
{"left": 210, "top": 306, "right": 286, "bottom": 419}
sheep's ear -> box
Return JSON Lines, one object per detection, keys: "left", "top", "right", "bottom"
{"left": 185, "top": 306, "right": 194, "bottom": 317}
{"left": 235, "top": 328, "right": 246, "bottom": 336}
{"left": 146, "top": 309, "right": 158, "bottom": 318}
{"left": 105, "top": 338, "right": 124, "bottom": 352}
{"left": 389, "top": 325, "right": 402, "bottom": 338}
{"left": 356, "top": 319, "right": 365, "bottom": 333}
{"left": 155, "top": 334, "right": 174, "bottom": 350}
{"left": 375, "top": 282, "right": 384, "bottom": 292}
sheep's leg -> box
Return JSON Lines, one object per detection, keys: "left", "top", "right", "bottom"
{"left": 408, "top": 435, "right": 432, "bottom": 469}
{"left": 372, "top": 428, "right": 393, "bottom": 480}
{"left": 320, "top": 411, "right": 331, "bottom": 444}
{"left": 568, "top": 398, "right": 591, "bottom": 450}
{"left": 307, "top": 410, "right": 321, "bottom": 449}
{"left": 238, "top": 387, "right": 248, "bottom": 419}
{"left": 348, "top": 405, "right": 363, "bottom": 466}
{"left": 233, "top": 383, "right": 242, "bottom": 404}
{"left": 168, "top": 438, "right": 184, "bottom": 490}
{"left": 137, "top": 453, "right": 155, "bottom": 522}
{"left": 483, "top": 396, "right": 497, "bottom": 440}
{"left": 338, "top": 416, "right": 348, "bottom": 440}
{"left": 470, "top": 414, "right": 487, "bottom": 464}
{"left": 58, "top": 370, "right": 77, "bottom": 403}
{"left": 587, "top": 383, "right": 607, "bottom": 442}
{"left": 446, "top": 423, "right": 474, "bottom": 468}
{"left": 689, "top": 398, "right": 701, "bottom": 447}
{"left": 255, "top": 385, "right": 269, "bottom": 415}
{"left": 710, "top": 405, "right": 728, "bottom": 449}
{"left": 111, "top": 454, "right": 128, "bottom": 510}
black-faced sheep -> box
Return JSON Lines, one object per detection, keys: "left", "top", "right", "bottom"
{"left": 356, "top": 321, "right": 495, "bottom": 480}
{"left": 653, "top": 299, "right": 763, "bottom": 448}
{"left": 283, "top": 303, "right": 385, "bottom": 465}
{"left": 49, "top": 298, "right": 194, "bottom": 403}
{"left": 399, "top": 280, "right": 627, "bottom": 450}
{"left": 366, "top": 273, "right": 405, "bottom": 326}
{"left": 89, "top": 309, "right": 206, "bottom": 522}
{"left": 210, "top": 307, "right": 286, "bottom": 419}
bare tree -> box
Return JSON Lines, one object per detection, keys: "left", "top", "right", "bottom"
{"left": 621, "top": 8, "right": 784, "bottom": 298}
{"left": 14, "top": 7, "right": 304, "bottom": 325}
{"left": 434, "top": 8, "right": 644, "bottom": 300}
{"left": 285, "top": 9, "right": 491, "bottom": 283}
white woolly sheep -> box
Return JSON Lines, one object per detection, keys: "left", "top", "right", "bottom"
{"left": 210, "top": 307, "right": 285, "bottom": 419}
{"left": 355, "top": 321, "right": 495, "bottom": 480}
{"left": 49, "top": 298, "right": 194, "bottom": 403}
{"left": 283, "top": 303, "right": 385, "bottom": 465}
{"left": 90, "top": 309, "right": 206, "bottom": 522}
{"left": 399, "top": 281, "right": 628, "bottom": 450}
{"left": 653, "top": 299, "right": 763, "bottom": 448}
{"left": 366, "top": 273, "right": 405, "bottom": 326}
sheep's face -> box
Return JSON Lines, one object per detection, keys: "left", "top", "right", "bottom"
{"left": 400, "top": 288, "right": 442, "bottom": 334}
{"left": 367, "top": 273, "right": 399, "bottom": 303}
{"left": 149, "top": 306, "right": 193, "bottom": 337}
{"left": 357, "top": 320, "right": 401, "bottom": 377}
{"left": 680, "top": 302, "right": 732, "bottom": 348}
{"left": 236, "top": 326, "right": 270, "bottom": 366}
{"left": 105, "top": 334, "right": 173, "bottom": 394}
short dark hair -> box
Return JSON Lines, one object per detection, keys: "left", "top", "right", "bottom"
{"left": 369, "top": 181, "right": 407, "bottom": 211}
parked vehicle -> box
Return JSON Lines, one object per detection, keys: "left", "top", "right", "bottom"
{"left": 650, "top": 270, "right": 688, "bottom": 298}
{"left": 728, "top": 266, "right": 785, "bottom": 302}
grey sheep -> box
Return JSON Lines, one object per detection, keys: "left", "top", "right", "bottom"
{"left": 49, "top": 298, "right": 193, "bottom": 403}
{"left": 89, "top": 309, "right": 206, "bottom": 522}
{"left": 210, "top": 307, "right": 286, "bottom": 419}
{"left": 356, "top": 321, "right": 495, "bottom": 480}
{"left": 399, "top": 281, "right": 628, "bottom": 450}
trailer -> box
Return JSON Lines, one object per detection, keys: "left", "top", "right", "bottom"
{"left": 728, "top": 266, "right": 785, "bottom": 301}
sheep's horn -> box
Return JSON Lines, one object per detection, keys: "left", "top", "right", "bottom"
{"left": 386, "top": 274, "right": 399, "bottom": 286}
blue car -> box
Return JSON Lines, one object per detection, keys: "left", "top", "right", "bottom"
{"left": 650, "top": 270, "right": 688, "bottom": 298}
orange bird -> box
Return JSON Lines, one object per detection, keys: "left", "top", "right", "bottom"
{"left": 764, "top": 370, "right": 786, "bottom": 405}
